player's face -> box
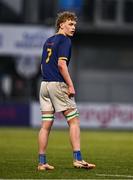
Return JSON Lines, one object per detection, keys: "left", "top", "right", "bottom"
{"left": 61, "top": 20, "right": 77, "bottom": 36}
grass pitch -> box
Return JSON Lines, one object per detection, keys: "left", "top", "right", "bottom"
{"left": 0, "top": 128, "right": 133, "bottom": 179}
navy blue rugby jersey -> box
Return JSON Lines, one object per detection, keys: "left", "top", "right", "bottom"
{"left": 41, "top": 34, "right": 71, "bottom": 82}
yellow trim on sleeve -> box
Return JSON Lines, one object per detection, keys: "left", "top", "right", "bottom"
{"left": 58, "top": 57, "right": 68, "bottom": 61}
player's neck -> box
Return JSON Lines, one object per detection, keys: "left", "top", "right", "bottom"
{"left": 57, "top": 29, "right": 67, "bottom": 36}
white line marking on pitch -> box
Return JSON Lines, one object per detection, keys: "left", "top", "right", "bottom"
{"left": 96, "top": 174, "right": 133, "bottom": 179}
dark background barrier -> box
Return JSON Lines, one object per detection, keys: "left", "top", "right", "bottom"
{"left": 0, "top": 103, "right": 30, "bottom": 126}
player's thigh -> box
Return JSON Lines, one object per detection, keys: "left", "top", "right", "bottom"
{"left": 41, "top": 111, "right": 54, "bottom": 130}
{"left": 39, "top": 82, "right": 54, "bottom": 112}
{"left": 48, "top": 82, "right": 77, "bottom": 112}
{"left": 63, "top": 108, "right": 80, "bottom": 125}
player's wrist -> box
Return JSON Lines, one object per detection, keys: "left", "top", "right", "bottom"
{"left": 68, "top": 84, "right": 74, "bottom": 88}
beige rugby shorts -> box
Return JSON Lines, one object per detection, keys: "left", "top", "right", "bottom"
{"left": 39, "top": 81, "right": 77, "bottom": 112}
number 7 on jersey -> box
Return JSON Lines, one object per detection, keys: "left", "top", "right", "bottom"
{"left": 46, "top": 48, "right": 52, "bottom": 63}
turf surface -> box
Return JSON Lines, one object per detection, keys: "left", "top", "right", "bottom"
{"left": 0, "top": 128, "right": 133, "bottom": 179}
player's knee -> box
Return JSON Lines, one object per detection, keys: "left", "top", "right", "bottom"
{"left": 41, "top": 121, "right": 53, "bottom": 132}
{"left": 64, "top": 109, "right": 79, "bottom": 122}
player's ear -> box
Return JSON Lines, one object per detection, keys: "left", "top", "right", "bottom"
{"left": 60, "top": 22, "right": 64, "bottom": 29}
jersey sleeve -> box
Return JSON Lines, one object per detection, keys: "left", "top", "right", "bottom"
{"left": 41, "top": 43, "right": 46, "bottom": 64}
{"left": 58, "top": 37, "right": 71, "bottom": 61}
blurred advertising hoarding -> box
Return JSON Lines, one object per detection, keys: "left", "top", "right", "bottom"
{"left": 0, "top": 25, "right": 54, "bottom": 56}
{"left": 0, "top": 103, "right": 30, "bottom": 126}
{"left": 31, "top": 102, "right": 133, "bottom": 129}
{"left": 1, "top": 102, "right": 133, "bottom": 128}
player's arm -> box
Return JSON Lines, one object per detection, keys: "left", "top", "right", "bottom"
{"left": 58, "top": 59, "right": 75, "bottom": 96}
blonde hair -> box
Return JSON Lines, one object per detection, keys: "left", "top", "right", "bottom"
{"left": 55, "top": 11, "right": 77, "bottom": 32}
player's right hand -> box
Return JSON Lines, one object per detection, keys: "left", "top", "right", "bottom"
{"left": 68, "top": 86, "right": 75, "bottom": 97}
